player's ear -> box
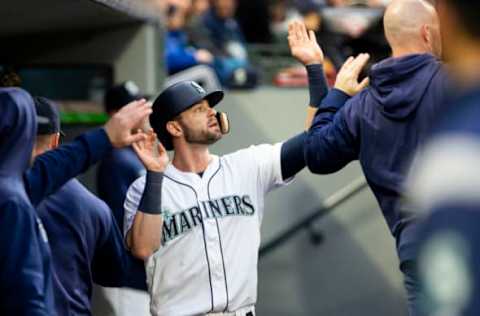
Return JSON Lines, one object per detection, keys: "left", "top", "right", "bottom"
{"left": 166, "top": 120, "right": 183, "bottom": 138}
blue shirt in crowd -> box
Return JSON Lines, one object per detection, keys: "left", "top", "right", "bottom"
{"left": 166, "top": 30, "right": 199, "bottom": 75}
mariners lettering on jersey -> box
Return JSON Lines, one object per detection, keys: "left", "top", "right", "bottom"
{"left": 162, "top": 194, "right": 255, "bottom": 243}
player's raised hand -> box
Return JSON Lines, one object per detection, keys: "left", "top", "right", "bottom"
{"left": 132, "top": 129, "right": 169, "bottom": 172}
{"left": 334, "top": 53, "right": 370, "bottom": 96}
{"left": 104, "top": 99, "right": 153, "bottom": 148}
{"left": 288, "top": 21, "right": 324, "bottom": 66}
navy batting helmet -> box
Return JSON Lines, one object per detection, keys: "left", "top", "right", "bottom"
{"left": 150, "top": 81, "right": 224, "bottom": 150}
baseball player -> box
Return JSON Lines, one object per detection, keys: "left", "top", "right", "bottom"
{"left": 124, "top": 81, "right": 303, "bottom": 316}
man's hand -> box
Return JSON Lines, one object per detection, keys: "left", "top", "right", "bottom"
{"left": 104, "top": 99, "right": 152, "bottom": 148}
{"left": 288, "top": 21, "right": 324, "bottom": 66}
{"left": 334, "top": 53, "right": 370, "bottom": 96}
{"left": 132, "top": 130, "right": 169, "bottom": 172}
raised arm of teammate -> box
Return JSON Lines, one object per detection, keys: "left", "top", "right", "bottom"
{"left": 280, "top": 21, "right": 369, "bottom": 180}
{"left": 25, "top": 99, "right": 152, "bottom": 206}
{"left": 281, "top": 22, "right": 368, "bottom": 179}
{"left": 127, "top": 130, "right": 169, "bottom": 260}
{"left": 288, "top": 21, "right": 327, "bottom": 130}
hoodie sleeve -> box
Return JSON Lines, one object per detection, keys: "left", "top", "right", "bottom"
{"left": 0, "top": 200, "right": 48, "bottom": 316}
{"left": 91, "top": 197, "right": 148, "bottom": 290}
{"left": 305, "top": 89, "right": 360, "bottom": 174}
{"left": 25, "top": 128, "right": 112, "bottom": 206}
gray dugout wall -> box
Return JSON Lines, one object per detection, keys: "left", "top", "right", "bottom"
{"left": 3, "top": 22, "right": 164, "bottom": 94}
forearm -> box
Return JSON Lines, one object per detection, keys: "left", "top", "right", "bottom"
{"left": 281, "top": 132, "right": 307, "bottom": 180}
{"left": 130, "top": 212, "right": 163, "bottom": 260}
{"left": 305, "top": 108, "right": 358, "bottom": 174}
{"left": 26, "top": 128, "right": 112, "bottom": 206}
{"left": 305, "top": 64, "right": 329, "bottom": 130}
{"left": 311, "top": 88, "right": 351, "bottom": 129}
{"left": 130, "top": 171, "right": 164, "bottom": 260}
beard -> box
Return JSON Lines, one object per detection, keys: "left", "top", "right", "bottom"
{"left": 181, "top": 122, "right": 222, "bottom": 146}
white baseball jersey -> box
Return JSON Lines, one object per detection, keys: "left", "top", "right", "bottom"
{"left": 124, "top": 143, "right": 290, "bottom": 316}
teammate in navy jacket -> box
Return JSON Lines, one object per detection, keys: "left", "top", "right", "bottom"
{"left": 34, "top": 97, "right": 136, "bottom": 315}
{"left": 98, "top": 82, "right": 146, "bottom": 234}
{"left": 291, "top": 1, "right": 448, "bottom": 315}
{"left": 0, "top": 87, "right": 151, "bottom": 314}
{"left": 0, "top": 88, "right": 54, "bottom": 316}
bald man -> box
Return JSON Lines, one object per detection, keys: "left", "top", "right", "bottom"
{"left": 290, "top": 1, "right": 448, "bottom": 315}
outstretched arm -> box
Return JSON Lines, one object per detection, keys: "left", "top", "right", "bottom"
{"left": 280, "top": 21, "right": 327, "bottom": 180}
{"left": 287, "top": 21, "right": 328, "bottom": 129}
{"left": 280, "top": 22, "right": 369, "bottom": 179}
{"left": 127, "top": 131, "right": 169, "bottom": 261}
{"left": 305, "top": 54, "right": 370, "bottom": 174}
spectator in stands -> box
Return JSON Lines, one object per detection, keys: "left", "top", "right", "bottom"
{"left": 191, "top": 0, "right": 210, "bottom": 15}
{"left": 298, "top": 0, "right": 390, "bottom": 65}
{"left": 203, "top": 0, "right": 259, "bottom": 88}
{"left": 235, "top": 0, "right": 272, "bottom": 44}
{"left": 297, "top": 0, "right": 347, "bottom": 68}
{"left": 269, "top": 0, "right": 303, "bottom": 41}
{"left": 165, "top": 1, "right": 215, "bottom": 75}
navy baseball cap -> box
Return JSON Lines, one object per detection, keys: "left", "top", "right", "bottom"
{"left": 104, "top": 81, "right": 145, "bottom": 113}
{"left": 33, "top": 96, "right": 63, "bottom": 136}
{"left": 151, "top": 81, "right": 224, "bottom": 150}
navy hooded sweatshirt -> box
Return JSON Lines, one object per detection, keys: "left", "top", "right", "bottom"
{"left": 0, "top": 88, "right": 54, "bottom": 315}
{"left": 305, "top": 54, "right": 449, "bottom": 261}
{"left": 37, "top": 179, "right": 134, "bottom": 315}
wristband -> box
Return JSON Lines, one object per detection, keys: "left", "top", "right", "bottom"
{"left": 306, "top": 64, "right": 328, "bottom": 108}
{"left": 138, "top": 171, "right": 164, "bottom": 215}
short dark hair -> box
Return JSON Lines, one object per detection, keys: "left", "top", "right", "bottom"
{"left": 104, "top": 81, "right": 142, "bottom": 114}
{"left": 0, "top": 67, "right": 21, "bottom": 88}
{"left": 444, "top": 0, "right": 480, "bottom": 38}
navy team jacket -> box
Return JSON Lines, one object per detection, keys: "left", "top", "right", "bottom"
{"left": 0, "top": 88, "right": 54, "bottom": 316}
{"left": 305, "top": 54, "right": 450, "bottom": 262}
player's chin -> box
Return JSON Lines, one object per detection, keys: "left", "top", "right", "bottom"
{"left": 206, "top": 131, "right": 223, "bottom": 144}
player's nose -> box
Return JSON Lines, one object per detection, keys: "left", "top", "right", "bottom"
{"left": 208, "top": 107, "right": 217, "bottom": 116}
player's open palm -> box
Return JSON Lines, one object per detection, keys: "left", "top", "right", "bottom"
{"left": 133, "top": 129, "right": 169, "bottom": 172}
{"left": 288, "top": 21, "right": 324, "bottom": 66}
{"left": 334, "top": 53, "right": 370, "bottom": 96}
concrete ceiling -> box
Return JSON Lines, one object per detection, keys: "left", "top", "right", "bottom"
{"left": 0, "top": 0, "right": 160, "bottom": 37}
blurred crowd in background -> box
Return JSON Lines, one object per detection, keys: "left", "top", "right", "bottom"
{"left": 161, "top": 0, "right": 391, "bottom": 89}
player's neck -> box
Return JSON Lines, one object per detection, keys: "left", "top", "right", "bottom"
{"left": 172, "top": 144, "right": 212, "bottom": 173}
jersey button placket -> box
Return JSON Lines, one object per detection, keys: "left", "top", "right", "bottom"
{"left": 199, "top": 184, "right": 227, "bottom": 310}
